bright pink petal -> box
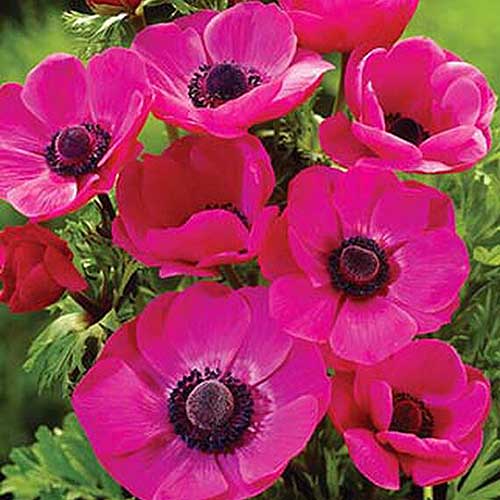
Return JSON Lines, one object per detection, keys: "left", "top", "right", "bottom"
{"left": 190, "top": 80, "right": 282, "bottom": 138}
{"left": 87, "top": 47, "right": 151, "bottom": 141}
{"left": 100, "top": 437, "right": 224, "bottom": 500}
{"left": 379, "top": 432, "right": 468, "bottom": 487}
{"left": 174, "top": 9, "right": 217, "bottom": 34}
{"left": 72, "top": 358, "right": 170, "bottom": 456}
{"left": 270, "top": 275, "right": 339, "bottom": 343}
{"left": 404, "top": 297, "right": 460, "bottom": 334}
{"left": 153, "top": 450, "right": 228, "bottom": 500}
{"left": 288, "top": 227, "right": 331, "bottom": 286}
{"left": 7, "top": 173, "right": 77, "bottom": 220}
{"left": 204, "top": 2, "right": 296, "bottom": 78}
{"left": 253, "top": 49, "right": 333, "bottom": 123}
{"left": 367, "top": 340, "right": 468, "bottom": 406}
{"left": 432, "top": 381, "right": 490, "bottom": 441}
{"left": 100, "top": 319, "right": 166, "bottom": 392}
{"left": 344, "top": 429, "right": 400, "bottom": 490}
{"left": 230, "top": 287, "right": 293, "bottom": 386}
{"left": 368, "top": 380, "right": 393, "bottom": 432}
{"left": 146, "top": 211, "right": 249, "bottom": 273}
{"left": 0, "top": 82, "right": 50, "bottom": 151}
{"left": 319, "top": 113, "right": 372, "bottom": 168}
{"left": 235, "top": 396, "right": 318, "bottom": 484}
{"left": 132, "top": 23, "right": 206, "bottom": 102}
{"left": 439, "top": 76, "right": 481, "bottom": 127}
{"left": 332, "top": 164, "right": 399, "bottom": 237}
{"left": 361, "top": 82, "right": 385, "bottom": 129}
{"left": 369, "top": 182, "right": 434, "bottom": 247}
{"left": 420, "top": 125, "right": 488, "bottom": 171}
{"left": 0, "top": 150, "right": 48, "bottom": 198}
{"left": 389, "top": 229, "right": 469, "bottom": 313}
{"left": 403, "top": 180, "right": 455, "bottom": 231}
{"left": 351, "top": 121, "right": 423, "bottom": 167}
{"left": 217, "top": 453, "right": 284, "bottom": 499}
{"left": 287, "top": 166, "right": 342, "bottom": 253}
{"left": 256, "top": 339, "right": 331, "bottom": 416}
{"left": 358, "top": 38, "right": 447, "bottom": 122}
{"left": 21, "top": 54, "right": 89, "bottom": 131}
{"left": 258, "top": 210, "right": 302, "bottom": 281}
{"left": 139, "top": 282, "right": 251, "bottom": 379}
{"left": 329, "top": 373, "right": 369, "bottom": 433}
{"left": 331, "top": 296, "right": 418, "bottom": 364}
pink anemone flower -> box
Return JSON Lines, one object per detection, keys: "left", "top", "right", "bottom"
{"left": 113, "top": 134, "right": 277, "bottom": 278}
{"left": 278, "top": 0, "right": 419, "bottom": 54}
{"left": 320, "top": 37, "right": 496, "bottom": 174}
{"left": 131, "top": 1, "right": 333, "bottom": 138}
{"left": 328, "top": 340, "right": 491, "bottom": 489}
{"left": 259, "top": 164, "right": 469, "bottom": 364}
{"left": 73, "top": 283, "right": 330, "bottom": 500}
{"left": 0, "top": 48, "right": 152, "bottom": 220}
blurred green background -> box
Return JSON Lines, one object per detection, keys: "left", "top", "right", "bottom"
{"left": 0, "top": 0, "right": 499, "bottom": 469}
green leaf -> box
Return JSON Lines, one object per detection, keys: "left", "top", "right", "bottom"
{"left": 62, "top": 10, "right": 135, "bottom": 60}
{"left": 0, "top": 414, "right": 124, "bottom": 500}
{"left": 448, "top": 432, "right": 500, "bottom": 500}
{"left": 474, "top": 245, "right": 500, "bottom": 266}
{"left": 23, "top": 312, "right": 108, "bottom": 397}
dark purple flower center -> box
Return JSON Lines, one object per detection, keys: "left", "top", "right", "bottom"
{"left": 168, "top": 367, "right": 253, "bottom": 454}
{"left": 45, "top": 123, "right": 111, "bottom": 177}
{"left": 390, "top": 392, "right": 434, "bottom": 438}
{"left": 204, "top": 202, "right": 250, "bottom": 228}
{"left": 186, "top": 380, "right": 235, "bottom": 430}
{"left": 328, "top": 236, "right": 389, "bottom": 297}
{"left": 189, "top": 62, "right": 263, "bottom": 108}
{"left": 386, "top": 113, "right": 430, "bottom": 146}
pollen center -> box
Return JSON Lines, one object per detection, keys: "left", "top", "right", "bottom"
{"left": 45, "top": 122, "right": 111, "bottom": 177}
{"left": 56, "top": 126, "right": 91, "bottom": 160}
{"left": 186, "top": 380, "right": 235, "bottom": 431}
{"left": 340, "top": 245, "right": 380, "bottom": 284}
{"left": 168, "top": 368, "right": 254, "bottom": 453}
{"left": 390, "top": 392, "right": 434, "bottom": 438}
{"left": 206, "top": 64, "right": 249, "bottom": 103}
{"left": 386, "top": 113, "right": 430, "bottom": 146}
{"left": 328, "top": 236, "right": 389, "bottom": 297}
{"left": 188, "top": 62, "right": 263, "bottom": 108}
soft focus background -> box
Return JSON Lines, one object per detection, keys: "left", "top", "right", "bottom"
{"left": 0, "top": 0, "right": 499, "bottom": 491}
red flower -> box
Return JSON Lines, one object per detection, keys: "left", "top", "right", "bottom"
{"left": 0, "top": 224, "right": 87, "bottom": 313}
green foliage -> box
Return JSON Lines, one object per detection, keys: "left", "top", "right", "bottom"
{"left": 474, "top": 246, "right": 500, "bottom": 267}
{"left": 0, "top": 414, "right": 124, "bottom": 500}
{"left": 23, "top": 310, "right": 115, "bottom": 397}
{"left": 62, "top": 10, "right": 136, "bottom": 60}
{"left": 448, "top": 431, "right": 500, "bottom": 500}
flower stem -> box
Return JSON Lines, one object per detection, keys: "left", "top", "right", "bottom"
{"left": 69, "top": 292, "right": 104, "bottom": 322}
{"left": 97, "top": 194, "right": 116, "bottom": 220}
{"left": 96, "top": 194, "right": 116, "bottom": 239}
{"left": 219, "top": 265, "right": 244, "bottom": 290}
{"left": 423, "top": 486, "right": 434, "bottom": 500}
{"left": 332, "top": 52, "right": 349, "bottom": 116}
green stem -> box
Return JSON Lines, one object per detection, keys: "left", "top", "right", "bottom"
{"left": 332, "top": 52, "right": 349, "bottom": 116}
{"left": 219, "top": 265, "right": 244, "bottom": 290}
{"left": 97, "top": 193, "right": 116, "bottom": 220}
{"left": 69, "top": 292, "right": 104, "bottom": 322}
{"left": 423, "top": 486, "right": 434, "bottom": 500}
